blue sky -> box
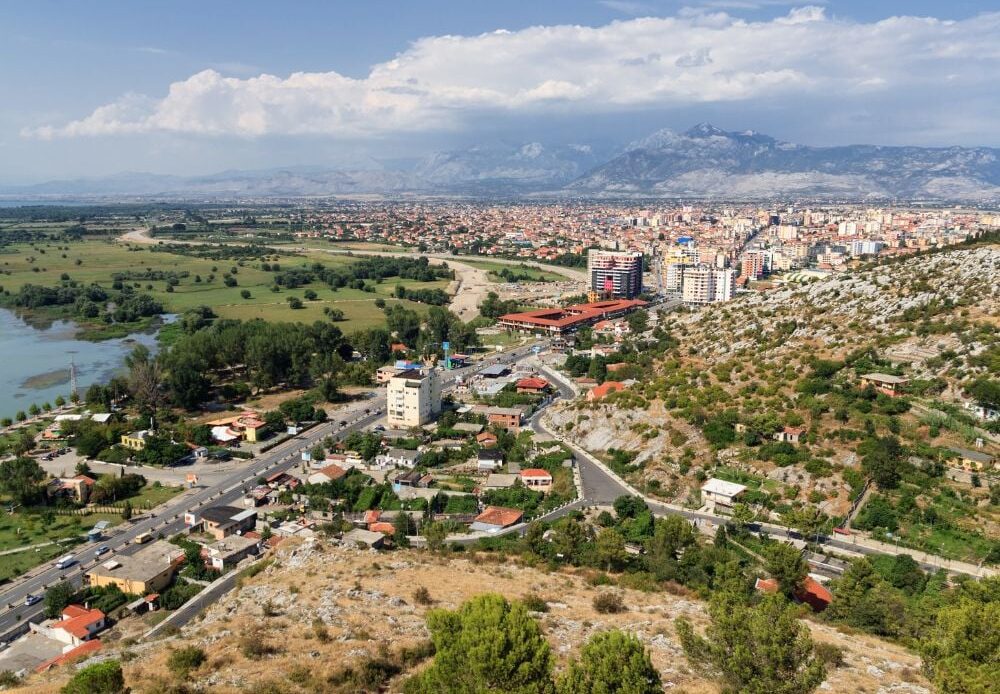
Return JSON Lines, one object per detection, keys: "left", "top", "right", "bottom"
{"left": 1, "top": 1, "right": 998, "bottom": 182}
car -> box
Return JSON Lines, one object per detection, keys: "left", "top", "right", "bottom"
{"left": 373, "top": 425, "right": 385, "bottom": 432}
{"left": 24, "top": 594, "right": 41, "bottom": 606}
{"left": 339, "top": 420, "right": 347, "bottom": 427}
{"left": 95, "top": 546, "right": 110, "bottom": 557}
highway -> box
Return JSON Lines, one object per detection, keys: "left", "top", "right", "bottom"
{"left": 0, "top": 341, "right": 544, "bottom": 642}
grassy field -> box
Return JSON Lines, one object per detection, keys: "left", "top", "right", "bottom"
{"left": 0, "top": 239, "right": 453, "bottom": 333}
{"left": 456, "top": 258, "right": 570, "bottom": 282}
{"left": 127, "top": 483, "right": 185, "bottom": 510}
{"left": 0, "top": 509, "right": 121, "bottom": 583}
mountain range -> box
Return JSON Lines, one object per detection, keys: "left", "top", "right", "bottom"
{"left": 3, "top": 124, "right": 999, "bottom": 201}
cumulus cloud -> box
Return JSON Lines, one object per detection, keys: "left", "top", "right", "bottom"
{"left": 25, "top": 7, "right": 1000, "bottom": 141}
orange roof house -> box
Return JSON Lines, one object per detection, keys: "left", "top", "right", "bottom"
{"left": 471, "top": 506, "right": 524, "bottom": 531}
{"left": 754, "top": 575, "right": 832, "bottom": 612}
{"left": 515, "top": 377, "right": 550, "bottom": 394}
{"left": 587, "top": 381, "right": 626, "bottom": 402}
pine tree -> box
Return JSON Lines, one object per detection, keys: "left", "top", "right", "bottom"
{"left": 556, "top": 630, "right": 661, "bottom": 694}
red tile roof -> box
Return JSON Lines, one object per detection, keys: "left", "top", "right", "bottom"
{"left": 755, "top": 575, "right": 831, "bottom": 612}
{"left": 474, "top": 506, "right": 523, "bottom": 528}
{"left": 588, "top": 381, "right": 626, "bottom": 400}
{"left": 368, "top": 522, "right": 396, "bottom": 535}
{"left": 35, "top": 640, "right": 102, "bottom": 672}
{"left": 51, "top": 606, "right": 104, "bottom": 640}
{"left": 499, "top": 299, "right": 647, "bottom": 330}
{"left": 516, "top": 377, "right": 549, "bottom": 390}
{"left": 520, "top": 468, "right": 553, "bottom": 479}
{"left": 317, "top": 463, "right": 346, "bottom": 481}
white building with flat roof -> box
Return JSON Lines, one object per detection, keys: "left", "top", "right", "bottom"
{"left": 386, "top": 368, "right": 441, "bottom": 428}
{"left": 701, "top": 478, "right": 747, "bottom": 511}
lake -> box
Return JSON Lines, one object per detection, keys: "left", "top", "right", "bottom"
{"left": 0, "top": 308, "right": 170, "bottom": 419}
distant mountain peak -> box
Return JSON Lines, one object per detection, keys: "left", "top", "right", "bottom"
{"left": 684, "top": 122, "right": 728, "bottom": 138}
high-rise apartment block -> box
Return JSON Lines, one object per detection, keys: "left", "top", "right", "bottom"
{"left": 587, "top": 249, "right": 643, "bottom": 299}
{"left": 681, "top": 266, "right": 736, "bottom": 305}
{"left": 741, "top": 251, "right": 765, "bottom": 279}
{"left": 386, "top": 368, "right": 441, "bottom": 428}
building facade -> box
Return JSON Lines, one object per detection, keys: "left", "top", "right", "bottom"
{"left": 386, "top": 368, "right": 442, "bottom": 428}
{"left": 587, "top": 249, "right": 643, "bottom": 299}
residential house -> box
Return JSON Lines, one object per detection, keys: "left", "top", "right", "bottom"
{"left": 859, "top": 373, "right": 909, "bottom": 397}
{"left": 375, "top": 448, "right": 423, "bottom": 469}
{"left": 755, "top": 575, "right": 832, "bottom": 612}
{"left": 700, "top": 478, "right": 747, "bottom": 511}
{"left": 47, "top": 475, "right": 96, "bottom": 504}
{"left": 452, "top": 422, "right": 484, "bottom": 435}
{"left": 515, "top": 377, "right": 550, "bottom": 395}
{"left": 486, "top": 406, "right": 523, "bottom": 432}
{"left": 202, "top": 535, "right": 260, "bottom": 571}
{"left": 520, "top": 468, "right": 553, "bottom": 493}
{"left": 484, "top": 473, "right": 519, "bottom": 490}
{"left": 470, "top": 506, "right": 523, "bottom": 533}
{"left": 186, "top": 506, "right": 258, "bottom": 540}
{"left": 342, "top": 528, "right": 385, "bottom": 549}
{"left": 476, "top": 431, "right": 499, "bottom": 448}
{"left": 392, "top": 468, "right": 433, "bottom": 488}
{"left": 949, "top": 446, "right": 995, "bottom": 471}
{"left": 586, "top": 381, "right": 625, "bottom": 402}
{"left": 120, "top": 430, "right": 151, "bottom": 451}
{"left": 775, "top": 426, "right": 806, "bottom": 444}
{"left": 86, "top": 540, "right": 185, "bottom": 594}
{"left": 35, "top": 605, "right": 106, "bottom": 648}
{"left": 477, "top": 449, "right": 505, "bottom": 472}
{"left": 307, "top": 463, "right": 347, "bottom": 485}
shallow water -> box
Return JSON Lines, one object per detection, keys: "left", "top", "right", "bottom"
{"left": 0, "top": 308, "right": 170, "bottom": 419}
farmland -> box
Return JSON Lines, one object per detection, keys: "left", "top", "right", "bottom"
{"left": 0, "top": 238, "right": 454, "bottom": 334}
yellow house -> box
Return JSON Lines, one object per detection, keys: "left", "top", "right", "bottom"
{"left": 120, "top": 430, "right": 151, "bottom": 451}
{"left": 85, "top": 540, "right": 184, "bottom": 594}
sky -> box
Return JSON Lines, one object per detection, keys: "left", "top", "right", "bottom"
{"left": 1, "top": 0, "right": 998, "bottom": 183}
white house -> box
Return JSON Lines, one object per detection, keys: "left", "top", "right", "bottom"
{"left": 375, "top": 448, "right": 422, "bottom": 469}
{"left": 701, "top": 478, "right": 747, "bottom": 511}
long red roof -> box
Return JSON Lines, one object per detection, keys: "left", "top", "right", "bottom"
{"left": 499, "top": 299, "right": 647, "bottom": 329}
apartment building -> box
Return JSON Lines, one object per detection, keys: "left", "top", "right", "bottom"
{"left": 681, "top": 266, "right": 736, "bottom": 305}
{"left": 587, "top": 249, "right": 643, "bottom": 299}
{"left": 386, "top": 368, "right": 442, "bottom": 428}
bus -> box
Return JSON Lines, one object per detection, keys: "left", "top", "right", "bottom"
{"left": 134, "top": 531, "right": 152, "bottom": 545}
{"left": 54, "top": 554, "right": 76, "bottom": 570}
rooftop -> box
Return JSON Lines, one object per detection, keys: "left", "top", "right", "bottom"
{"left": 701, "top": 478, "right": 748, "bottom": 498}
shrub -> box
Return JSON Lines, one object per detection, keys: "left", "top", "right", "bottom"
{"left": 240, "top": 630, "right": 279, "bottom": 660}
{"left": 312, "top": 618, "right": 330, "bottom": 643}
{"left": 593, "top": 592, "right": 626, "bottom": 614}
{"left": 167, "top": 646, "right": 206, "bottom": 678}
{"left": 520, "top": 594, "right": 549, "bottom": 613}
{"left": 814, "top": 642, "right": 845, "bottom": 668}
{"left": 413, "top": 586, "right": 433, "bottom": 605}
{"left": 60, "top": 660, "right": 126, "bottom": 694}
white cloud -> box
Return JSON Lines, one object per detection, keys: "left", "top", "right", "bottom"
{"left": 25, "top": 8, "right": 1000, "bottom": 141}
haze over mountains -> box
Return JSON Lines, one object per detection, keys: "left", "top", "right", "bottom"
{"left": 5, "top": 125, "right": 999, "bottom": 202}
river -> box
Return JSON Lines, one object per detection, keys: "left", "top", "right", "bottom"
{"left": 0, "top": 308, "right": 170, "bottom": 419}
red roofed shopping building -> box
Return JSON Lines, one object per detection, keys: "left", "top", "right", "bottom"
{"left": 498, "top": 299, "right": 647, "bottom": 336}
{"left": 587, "top": 381, "right": 626, "bottom": 402}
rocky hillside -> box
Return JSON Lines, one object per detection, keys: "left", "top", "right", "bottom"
{"left": 15, "top": 539, "right": 931, "bottom": 694}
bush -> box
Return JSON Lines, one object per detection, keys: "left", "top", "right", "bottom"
{"left": 60, "top": 660, "right": 126, "bottom": 694}
{"left": 313, "top": 618, "right": 330, "bottom": 643}
{"left": 413, "top": 586, "right": 433, "bottom": 605}
{"left": 240, "top": 630, "right": 280, "bottom": 660}
{"left": 167, "top": 646, "right": 206, "bottom": 678}
{"left": 592, "top": 592, "right": 625, "bottom": 614}
{"left": 520, "top": 594, "right": 549, "bottom": 613}
{"left": 814, "top": 642, "right": 845, "bottom": 668}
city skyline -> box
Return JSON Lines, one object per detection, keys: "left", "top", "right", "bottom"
{"left": 2, "top": 1, "right": 999, "bottom": 183}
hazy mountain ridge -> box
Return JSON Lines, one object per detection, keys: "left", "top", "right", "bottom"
{"left": 568, "top": 123, "right": 1000, "bottom": 200}
{"left": 3, "top": 125, "right": 998, "bottom": 200}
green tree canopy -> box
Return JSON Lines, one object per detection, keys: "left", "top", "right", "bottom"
{"left": 60, "top": 660, "right": 126, "bottom": 694}
{"left": 405, "top": 594, "right": 554, "bottom": 694}
{"left": 556, "top": 630, "right": 661, "bottom": 694}
{"left": 0, "top": 457, "right": 46, "bottom": 505}
{"left": 676, "top": 591, "right": 826, "bottom": 694}
{"left": 764, "top": 542, "right": 808, "bottom": 599}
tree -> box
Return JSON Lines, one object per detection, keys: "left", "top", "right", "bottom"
{"left": 125, "top": 344, "right": 162, "bottom": 419}
{"left": 920, "top": 581, "right": 1000, "bottom": 693}
{"left": 422, "top": 520, "right": 448, "bottom": 553}
{"left": 781, "top": 505, "right": 827, "bottom": 544}
{"left": 595, "top": 527, "right": 627, "bottom": 572}
{"left": 404, "top": 594, "right": 554, "bottom": 694}
{"left": 859, "top": 436, "right": 907, "bottom": 490}
{"left": 824, "top": 558, "right": 905, "bottom": 636}
{"left": 44, "top": 581, "right": 76, "bottom": 619}
{"left": 0, "top": 457, "right": 46, "bottom": 505}
{"left": 287, "top": 296, "right": 303, "bottom": 309}
{"left": 60, "top": 660, "right": 126, "bottom": 694}
{"left": 556, "top": 630, "right": 661, "bottom": 694}
{"left": 676, "top": 591, "right": 825, "bottom": 694}
{"left": 645, "top": 515, "right": 694, "bottom": 580}
{"left": 764, "top": 543, "right": 808, "bottom": 599}
{"left": 729, "top": 503, "right": 755, "bottom": 531}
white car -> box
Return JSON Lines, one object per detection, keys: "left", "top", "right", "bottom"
{"left": 24, "top": 594, "right": 41, "bottom": 607}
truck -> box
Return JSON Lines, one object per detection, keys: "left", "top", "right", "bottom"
{"left": 134, "top": 531, "right": 152, "bottom": 545}
{"left": 54, "top": 554, "right": 76, "bottom": 570}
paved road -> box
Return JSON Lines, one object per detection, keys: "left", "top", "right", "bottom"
{"left": 0, "top": 342, "right": 544, "bottom": 641}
